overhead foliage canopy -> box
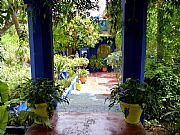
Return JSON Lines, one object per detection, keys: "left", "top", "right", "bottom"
{"left": 0, "top": 0, "right": 99, "bottom": 36}
{"left": 52, "top": 0, "right": 99, "bottom": 24}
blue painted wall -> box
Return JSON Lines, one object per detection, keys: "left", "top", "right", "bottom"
{"left": 87, "top": 36, "right": 116, "bottom": 72}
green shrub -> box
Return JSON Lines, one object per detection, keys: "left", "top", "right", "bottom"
{"left": 144, "top": 64, "right": 180, "bottom": 134}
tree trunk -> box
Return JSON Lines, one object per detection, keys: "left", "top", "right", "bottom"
{"left": 6, "top": 0, "right": 21, "bottom": 37}
{"left": 156, "top": 2, "right": 164, "bottom": 62}
{"left": 12, "top": 10, "right": 21, "bottom": 37}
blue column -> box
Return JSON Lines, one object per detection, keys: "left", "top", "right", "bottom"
{"left": 24, "top": 0, "right": 54, "bottom": 80}
{"left": 121, "top": 0, "right": 148, "bottom": 125}
{"left": 122, "top": 0, "right": 147, "bottom": 82}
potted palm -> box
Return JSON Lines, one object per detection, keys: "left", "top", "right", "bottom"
{"left": 77, "top": 69, "right": 89, "bottom": 84}
{"left": 107, "top": 78, "right": 149, "bottom": 124}
{"left": 18, "top": 78, "right": 68, "bottom": 128}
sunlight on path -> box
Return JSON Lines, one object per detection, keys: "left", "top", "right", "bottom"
{"left": 57, "top": 72, "right": 120, "bottom": 113}
{"left": 72, "top": 72, "right": 118, "bottom": 95}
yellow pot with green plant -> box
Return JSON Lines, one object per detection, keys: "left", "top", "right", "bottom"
{"left": 120, "top": 101, "right": 143, "bottom": 124}
{"left": 107, "top": 78, "right": 149, "bottom": 124}
{"left": 18, "top": 78, "right": 69, "bottom": 128}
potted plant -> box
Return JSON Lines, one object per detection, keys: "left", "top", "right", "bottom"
{"left": 106, "top": 50, "right": 122, "bottom": 72}
{"left": 107, "top": 78, "right": 149, "bottom": 124}
{"left": 101, "top": 58, "right": 108, "bottom": 72}
{"left": 73, "top": 57, "right": 89, "bottom": 68}
{"left": 90, "top": 56, "right": 107, "bottom": 72}
{"left": 0, "top": 81, "right": 9, "bottom": 135}
{"left": 77, "top": 69, "right": 89, "bottom": 84}
{"left": 89, "top": 55, "right": 97, "bottom": 71}
{"left": 18, "top": 78, "right": 68, "bottom": 128}
{"left": 96, "top": 57, "right": 108, "bottom": 72}
{"left": 102, "top": 65, "right": 107, "bottom": 72}
{"left": 76, "top": 81, "right": 81, "bottom": 91}
{"left": 95, "top": 57, "right": 104, "bottom": 71}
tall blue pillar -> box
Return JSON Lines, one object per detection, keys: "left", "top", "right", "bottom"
{"left": 24, "top": 0, "right": 54, "bottom": 80}
{"left": 121, "top": 0, "right": 148, "bottom": 125}
{"left": 122, "top": 0, "right": 147, "bottom": 82}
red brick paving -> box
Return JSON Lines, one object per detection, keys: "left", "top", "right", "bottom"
{"left": 26, "top": 112, "right": 147, "bottom": 135}
{"left": 84, "top": 72, "right": 118, "bottom": 95}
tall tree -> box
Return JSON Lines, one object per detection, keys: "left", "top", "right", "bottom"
{"left": 0, "top": 0, "right": 26, "bottom": 37}
{"left": 156, "top": 1, "right": 164, "bottom": 61}
{"left": 151, "top": 0, "right": 180, "bottom": 62}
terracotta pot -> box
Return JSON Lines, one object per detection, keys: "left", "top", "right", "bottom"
{"left": 102, "top": 66, "right": 107, "bottom": 72}
{"left": 80, "top": 76, "right": 87, "bottom": 84}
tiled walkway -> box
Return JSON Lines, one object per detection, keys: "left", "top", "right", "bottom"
{"left": 26, "top": 72, "right": 147, "bottom": 135}
{"left": 57, "top": 72, "right": 120, "bottom": 113}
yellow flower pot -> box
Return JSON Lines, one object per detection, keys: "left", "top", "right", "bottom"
{"left": 120, "top": 101, "right": 143, "bottom": 124}
{"left": 34, "top": 103, "right": 48, "bottom": 118}
{"left": 76, "top": 83, "right": 81, "bottom": 91}
{"left": 27, "top": 103, "right": 51, "bottom": 126}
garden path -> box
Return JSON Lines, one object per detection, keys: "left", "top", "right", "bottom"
{"left": 26, "top": 72, "right": 147, "bottom": 135}
{"left": 57, "top": 72, "right": 120, "bottom": 113}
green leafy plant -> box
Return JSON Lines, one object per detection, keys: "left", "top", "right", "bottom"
{"left": 95, "top": 57, "right": 104, "bottom": 70}
{"left": 54, "top": 55, "right": 74, "bottom": 79}
{"left": 73, "top": 57, "right": 89, "bottom": 67}
{"left": 56, "top": 77, "right": 74, "bottom": 90}
{"left": 108, "top": 79, "right": 147, "bottom": 109}
{"left": 106, "top": 78, "right": 153, "bottom": 124}
{"left": 0, "top": 81, "right": 9, "bottom": 135}
{"left": 8, "top": 110, "right": 34, "bottom": 129}
{"left": 17, "top": 78, "right": 69, "bottom": 127}
{"left": 89, "top": 55, "right": 104, "bottom": 70}
{"left": 77, "top": 69, "right": 89, "bottom": 78}
{"left": 106, "top": 51, "right": 122, "bottom": 71}
{"left": 54, "top": 55, "right": 89, "bottom": 80}
{"left": 144, "top": 64, "right": 180, "bottom": 134}
{"left": 89, "top": 55, "right": 97, "bottom": 70}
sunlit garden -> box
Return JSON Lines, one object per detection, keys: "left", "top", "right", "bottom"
{"left": 0, "top": 0, "right": 179, "bottom": 135}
